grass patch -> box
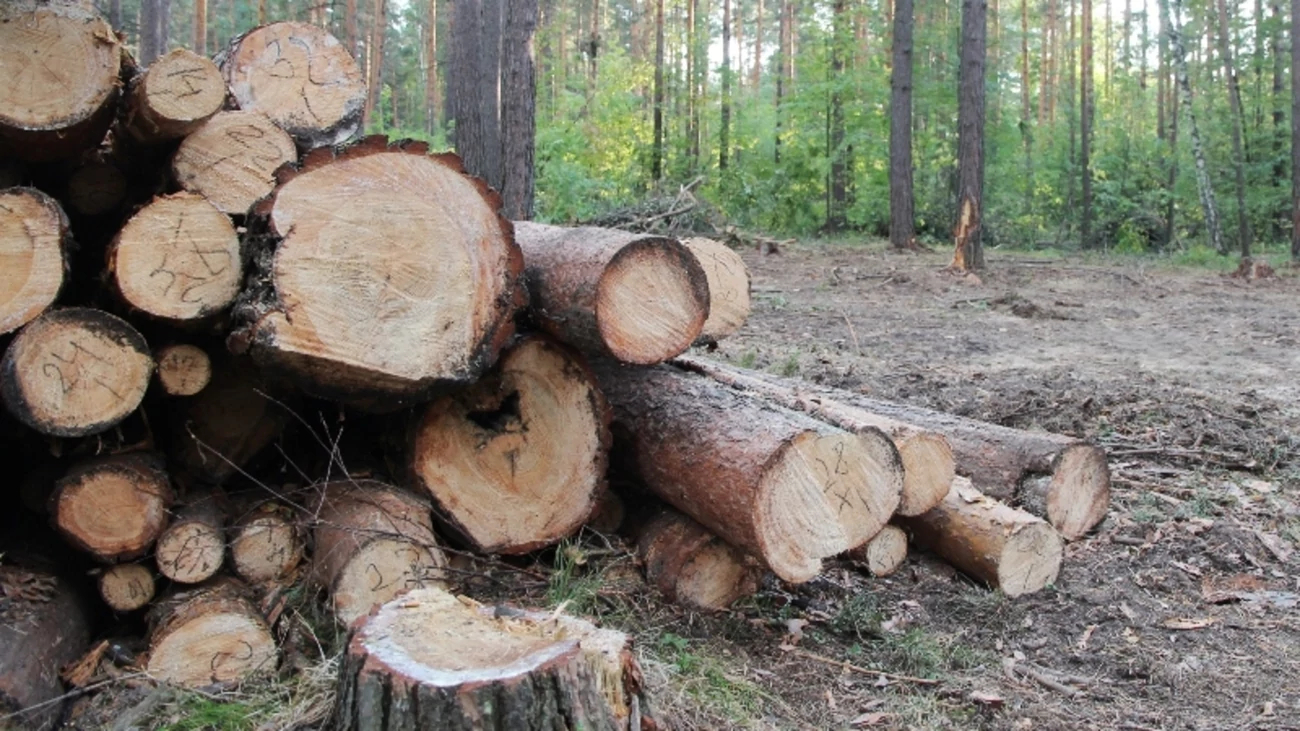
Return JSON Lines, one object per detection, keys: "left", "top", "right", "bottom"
{"left": 544, "top": 538, "right": 607, "bottom": 616}
{"left": 647, "top": 633, "right": 768, "bottom": 726}
{"left": 734, "top": 349, "right": 758, "bottom": 369}
{"left": 1130, "top": 492, "right": 1166, "bottom": 524}
{"left": 773, "top": 352, "right": 801, "bottom": 377}
{"left": 829, "top": 593, "right": 883, "bottom": 641}
{"left": 152, "top": 694, "right": 272, "bottom": 731}
{"left": 870, "top": 628, "right": 990, "bottom": 680}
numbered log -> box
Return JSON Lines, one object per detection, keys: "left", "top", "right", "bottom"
{"left": 168, "top": 356, "right": 286, "bottom": 485}
{"left": 844, "top": 525, "right": 908, "bottom": 578}
{"left": 230, "top": 138, "right": 525, "bottom": 410}
{"left": 0, "top": 563, "right": 91, "bottom": 731}
{"left": 145, "top": 578, "right": 278, "bottom": 688}
{"left": 218, "top": 22, "right": 367, "bottom": 149}
{"left": 229, "top": 501, "right": 304, "bottom": 584}
{"left": 97, "top": 562, "right": 156, "bottom": 612}
{"left": 154, "top": 489, "right": 227, "bottom": 584}
{"left": 109, "top": 193, "right": 243, "bottom": 321}
{"left": 595, "top": 361, "right": 903, "bottom": 584}
{"left": 410, "top": 336, "right": 610, "bottom": 554}
{"left": 0, "top": 1, "right": 123, "bottom": 162}
{"left": 332, "top": 587, "right": 655, "bottom": 731}
{"left": 310, "top": 480, "right": 448, "bottom": 626}
{"left": 636, "top": 508, "right": 762, "bottom": 610}
{"left": 124, "top": 48, "right": 227, "bottom": 143}
{"left": 154, "top": 344, "right": 212, "bottom": 396}
{"left": 899, "top": 477, "right": 1063, "bottom": 597}
{"left": 1, "top": 308, "right": 153, "bottom": 437}
{"left": 172, "top": 110, "right": 298, "bottom": 217}
{"left": 513, "top": 222, "right": 710, "bottom": 364}
{"left": 0, "top": 188, "right": 69, "bottom": 335}
{"left": 51, "top": 453, "right": 174, "bottom": 563}
{"left": 682, "top": 237, "right": 752, "bottom": 345}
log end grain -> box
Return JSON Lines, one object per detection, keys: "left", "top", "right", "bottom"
{"left": 155, "top": 522, "right": 225, "bottom": 584}
{"left": 145, "top": 581, "right": 278, "bottom": 687}
{"left": 639, "top": 509, "right": 761, "bottom": 610}
{"left": 172, "top": 110, "right": 298, "bottom": 217}
{"left": 1043, "top": 444, "right": 1112, "bottom": 541}
{"left": 127, "top": 48, "right": 226, "bottom": 142}
{"left": 0, "top": 188, "right": 68, "bottom": 335}
{"left": 596, "top": 238, "right": 709, "bottom": 364}
{"left": 682, "top": 237, "right": 751, "bottom": 343}
{"left": 894, "top": 433, "right": 956, "bottom": 517}
{"left": 154, "top": 344, "right": 213, "bottom": 396}
{"left": 229, "top": 504, "right": 303, "bottom": 584}
{"left": 52, "top": 454, "right": 174, "bottom": 563}
{"left": 845, "top": 524, "right": 908, "bottom": 577}
{"left": 98, "top": 562, "right": 156, "bottom": 612}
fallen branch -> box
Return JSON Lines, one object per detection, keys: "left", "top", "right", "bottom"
{"left": 785, "top": 648, "right": 940, "bottom": 685}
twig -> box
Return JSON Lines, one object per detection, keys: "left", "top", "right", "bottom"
{"left": 1011, "top": 664, "right": 1085, "bottom": 698}
{"left": 838, "top": 309, "right": 862, "bottom": 356}
{"left": 784, "top": 648, "right": 940, "bottom": 685}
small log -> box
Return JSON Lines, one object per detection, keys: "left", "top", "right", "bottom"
{"left": 0, "top": 1, "right": 122, "bottom": 162}
{"left": 595, "top": 362, "right": 903, "bottom": 583}
{"left": 108, "top": 193, "right": 243, "bottom": 322}
{"left": 145, "top": 578, "right": 278, "bottom": 688}
{"left": 674, "top": 356, "right": 954, "bottom": 517}
{"left": 51, "top": 453, "right": 174, "bottom": 563}
{"left": 1, "top": 308, "right": 153, "bottom": 437}
{"left": 124, "top": 48, "right": 226, "bottom": 143}
{"left": 0, "top": 563, "right": 92, "bottom": 731}
{"left": 230, "top": 138, "right": 525, "bottom": 409}
{"left": 586, "top": 487, "right": 626, "bottom": 534}
{"left": 97, "top": 562, "right": 156, "bottom": 612}
{"left": 154, "top": 344, "right": 212, "bottom": 396}
{"left": 331, "top": 587, "right": 655, "bottom": 731}
{"left": 217, "top": 22, "right": 366, "bottom": 149}
{"left": 844, "top": 525, "right": 908, "bottom": 578}
{"left": 172, "top": 110, "right": 298, "bottom": 217}
{"left": 155, "top": 489, "right": 226, "bottom": 584}
{"left": 0, "top": 188, "right": 70, "bottom": 336}
{"left": 168, "top": 356, "right": 286, "bottom": 485}
{"left": 66, "top": 159, "right": 128, "bottom": 216}
{"left": 636, "top": 508, "right": 763, "bottom": 610}
{"left": 310, "top": 481, "right": 448, "bottom": 626}
{"left": 681, "top": 237, "right": 751, "bottom": 344}
{"left": 513, "top": 221, "right": 710, "bottom": 364}
{"left": 410, "top": 335, "right": 610, "bottom": 554}
{"left": 899, "top": 477, "right": 1063, "bottom": 597}
{"left": 229, "top": 501, "right": 304, "bottom": 584}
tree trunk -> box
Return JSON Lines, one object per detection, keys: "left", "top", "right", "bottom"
{"left": 51, "top": 453, "right": 175, "bottom": 563}
{"left": 594, "top": 362, "right": 903, "bottom": 584}
{"left": 681, "top": 238, "right": 752, "bottom": 345}
{"left": 153, "top": 344, "right": 212, "bottom": 397}
{"left": 451, "top": 0, "right": 505, "bottom": 189}
{"left": 721, "top": 0, "right": 732, "bottom": 169}
{"left": 1271, "top": 0, "right": 1285, "bottom": 215}
{"left": 171, "top": 110, "right": 298, "bottom": 218}
{"left": 889, "top": 0, "right": 916, "bottom": 249}
{"left": 0, "top": 563, "right": 91, "bottom": 731}
{"left": 652, "top": 0, "right": 665, "bottom": 182}
{"left": 1216, "top": 0, "right": 1251, "bottom": 260}
{"left": 98, "top": 562, "right": 157, "bottom": 612}
{"left": 365, "top": 0, "right": 386, "bottom": 128}
{"left": 501, "top": 0, "right": 538, "bottom": 220}
{"left": 425, "top": 0, "right": 440, "bottom": 136}
{"left": 1020, "top": 0, "right": 1033, "bottom": 213}
{"left": 951, "top": 0, "right": 987, "bottom": 270}
{"left": 1292, "top": 0, "right": 1300, "bottom": 259}
{"left": 0, "top": 189, "right": 69, "bottom": 336}
{"left": 194, "top": 0, "right": 208, "bottom": 55}
{"left": 1081, "top": 0, "right": 1094, "bottom": 248}
{"left": 228, "top": 501, "right": 305, "bottom": 585}
{"left": 346, "top": 0, "right": 359, "bottom": 58}
{"left": 844, "top": 524, "right": 908, "bottom": 577}
{"left": 753, "top": 0, "right": 764, "bottom": 87}
{"left": 140, "top": 0, "right": 161, "bottom": 66}
{"left": 145, "top": 579, "right": 278, "bottom": 687}
{"left": 218, "top": 22, "right": 368, "bottom": 149}
{"left": 826, "top": 0, "right": 850, "bottom": 232}
{"left": 1158, "top": 0, "right": 1169, "bottom": 140}
{"left": 230, "top": 139, "right": 525, "bottom": 410}
{"left": 512, "top": 222, "right": 709, "bottom": 364}
{"left": 410, "top": 335, "right": 611, "bottom": 554}
{"left": 124, "top": 49, "right": 225, "bottom": 144}
{"left": 154, "top": 489, "right": 227, "bottom": 585}
{"left": 636, "top": 508, "right": 762, "bottom": 610}
{"left": 775, "top": 0, "right": 792, "bottom": 163}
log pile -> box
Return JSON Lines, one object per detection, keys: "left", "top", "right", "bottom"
{"left": 0, "top": 6, "right": 1109, "bottom": 728}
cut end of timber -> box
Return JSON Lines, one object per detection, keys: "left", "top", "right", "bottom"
{"left": 846, "top": 524, "right": 908, "bottom": 577}
{"left": 0, "top": 187, "right": 67, "bottom": 335}
{"left": 677, "top": 541, "right": 762, "bottom": 610}
{"left": 173, "top": 110, "right": 298, "bottom": 217}
{"left": 155, "top": 522, "right": 225, "bottom": 584}
{"left": 597, "top": 237, "right": 709, "bottom": 364}
{"left": 154, "top": 344, "right": 212, "bottom": 396}
{"left": 53, "top": 456, "right": 173, "bottom": 562}
{"left": 998, "top": 520, "right": 1064, "bottom": 598}
{"left": 98, "top": 563, "right": 156, "bottom": 612}
{"left": 230, "top": 509, "right": 303, "bottom": 584}
{"left": 1045, "top": 444, "right": 1112, "bottom": 541}
{"left": 682, "top": 237, "right": 752, "bottom": 343}
{"left": 146, "top": 583, "right": 278, "bottom": 688}
{"left": 332, "top": 538, "right": 445, "bottom": 627}
{"left": 895, "top": 433, "right": 956, "bottom": 516}
{"left": 130, "top": 48, "right": 226, "bottom": 141}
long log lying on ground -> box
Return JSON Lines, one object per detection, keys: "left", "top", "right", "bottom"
{"left": 51, "top": 453, "right": 174, "bottom": 563}
{"left": 411, "top": 335, "right": 610, "bottom": 554}
{"left": 595, "top": 361, "right": 903, "bottom": 583}
{"left": 172, "top": 110, "right": 298, "bottom": 218}
{"left": 636, "top": 508, "right": 763, "bottom": 610}
{"left": 514, "top": 222, "right": 710, "bottom": 364}
{"left": 898, "top": 477, "right": 1063, "bottom": 597}
{"left": 154, "top": 489, "right": 226, "bottom": 584}
{"left": 123, "top": 48, "right": 226, "bottom": 144}
{"left": 681, "top": 237, "right": 752, "bottom": 345}
{"left": 230, "top": 138, "right": 525, "bottom": 410}
{"left": 332, "top": 587, "right": 655, "bottom": 731}
{"left": 0, "top": 188, "right": 70, "bottom": 336}
{"left": 844, "top": 524, "right": 908, "bottom": 578}
{"left": 144, "top": 578, "right": 278, "bottom": 687}
{"left": 0, "top": 562, "right": 91, "bottom": 731}
{"left": 675, "top": 356, "right": 954, "bottom": 516}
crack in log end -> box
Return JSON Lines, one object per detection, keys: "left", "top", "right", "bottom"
{"left": 467, "top": 390, "right": 523, "bottom": 433}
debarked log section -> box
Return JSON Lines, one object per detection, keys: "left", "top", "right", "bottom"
{"left": 144, "top": 578, "right": 279, "bottom": 688}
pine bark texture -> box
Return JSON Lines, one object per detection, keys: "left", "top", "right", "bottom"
{"left": 636, "top": 508, "right": 762, "bottom": 610}
{"left": 501, "top": 0, "right": 539, "bottom": 219}
{"left": 889, "top": 0, "right": 916, "bottom": 249}
{"left": 951, "top": 0, "right": 987, "bottom": 270}
{"left": 0, "top": 564, "right": 91, "bottom": 731}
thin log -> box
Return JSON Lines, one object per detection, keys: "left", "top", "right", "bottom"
{"left": 844, "top": 524, "right": 908, "bottom": 577}
{"left": 153, "top": 344, "right": 212, "bottom": 397}
{"left": 681, "top": 237, "right": 752, "bottom": 344}
{"left": 124, "top": 48, "right": 227, "bottom": 144}
{"left": 154, "top": 489, "right": 227, "bottom": 585}
{"left": 636, "top": 508, "right": 763, "bottom": 610}
{"left": 171, "top": 110, "right": 298, "bottom": 218}
{"left": 228, "top": 500, "right": 304, "bottom": 584}
{"left": 97, "top": 562, "right": 156, "bottom": 612}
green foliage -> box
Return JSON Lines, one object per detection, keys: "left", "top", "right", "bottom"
{"left": 545, "top": 538, "right": 605, "bottom": 615}
{"left": 154, "top": 694, "right": 271, "bottom": 731}
{"left": 648, "top": 634, "right": 768, "bottom": 723}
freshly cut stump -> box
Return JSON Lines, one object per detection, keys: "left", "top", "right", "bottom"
{"left": 0, "top": 1, "right": 122, "bottom": 161}
{"left": 637, "top": 509, "right": 762, "bottom": 610}
{"left": 109, "top": 193, "right": 243, "bottom": 321}
{"left": 51, "top": 453, "right": 174, "bottom": 563}
{"left": 844, "top": 525, "right": 908, "bottom": 578}
{"left": 595, "top": 362, "right": 903, "bottom": 583}
{"left": 124, "top": 49, "right": 226, "bottom": 143}
{"left": 899, "top": 477, "right": 1063, "bottom": 597}
{"left": 218, "top": 22, "right": 366, "bottom": 149}
{"left": 411, "top": 336, "right": 610, "bottom": 554}
{"left": 681, "top": 237, "right": 752, "bottom": 344}
{"left": 310, "top": 481, "right": 448, "bottom": 626}
{"left": 66, "top": 160, "right": 128, "bottom": 216}
{"left": 172, "top": 110, "right": 298, "bottom": 217}
{"left": 145, "top": 579, "right": 278, "bottom": 688}
{"left": 229, "top": 501, "right": 304, "bottom": 584}
{"left": 232, "top": 139, "right": 524, "bottom": 409}
{"left": 674, "top": 356, "right": 954, "bottom": 516}
{"left": 513, "top": 222, "right": 710, "bottom": 364}
{"left": 154, "top": 490, "right": 227, "bottom": 584}
{"left": 98, "top": 562, "right": 156, "bottom": 612}
{"left": 154, "top": 344, "right": 212, "bottom": 396}
{"left": 1, "top": 308, "right": 153, "bottom": 437}
{"left": 0, "top": 563, "right": 92, "bottom": 731}
{"left": 168, "top": 357, "right": 286, "bottom": 485}
{"left": 332, "top": 588, "right": 653, "bottom": 731}
{"left": 0, "top": 188, "right": 69, "bottom": 335}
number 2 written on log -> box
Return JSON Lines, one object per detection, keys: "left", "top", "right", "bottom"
{"left": 41, "top": 340, "right": 125, "bottom": 401}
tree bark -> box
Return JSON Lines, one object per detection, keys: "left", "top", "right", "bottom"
{"left": 652, "top": 0, "right": 665, "bottom": 182}
{"left": 720, "top": 0, "right": 732, "bottom": 169}
{"left": 194, "top": 0, "right": 208, "bottom": 55}
{"left": 1292, "top": 0, "right": 1300, "bottom": 259}
{"left": 425, "top": 0, "right": 440, "bottom": 135}
{"left": 1081, "top": 0, "right": 1094, "bottom": 248}
{"left": 951, "top": 0, "right": 987, "bottom": 271}
{"left": 450, "top": 0, "right": 505, "bottom": 190}
{"left": 171, "top": 110, "right": 298, "bottom": 218}
{"left": 346, "top": 0, "right": 359, "bottom": 59}
{"left": 0, "top": 563, "right": 91, "bottom": 731}
{"left": 365, "top": 0, "right": 387, "bottom": 128}
{"left": 501, "top": 0, "right": 538, "bottom": 220}
{"left": 51, "top": 453, "right": 175, "bottom": 563}
{"left": 844, "top": 524, "right": 908, "bottom": 577}
{"left": 0, "top": 188, "right": 69, "bottom": 336}
{"left": 154, "top": 489, "right": 227, "bottom": 585}
{"left": 826, "top": 0, "right": 850, "bottom": 232}
{"left": 124, "top": 49, "right": 225, "bottom": 144}
{"left": 1165, "top": 0, "right": 1226, "bottom": 254}
{"left": 889, "top": 0, "right": 916, "bottom": 249}
{"left": 681, "top": 237, "right": 752, "bottom": 345}
{"left": 1216, "top": 0, "right": 1252, "bottom": 260}
{"left": 1020, "top": 0, "right": 1033, "bottom": 213}
{"left": 636, "top": 508, "right": 762, "bottom": 610}
{"left": 145, "top": 579, "right": 279, "bottom": 687}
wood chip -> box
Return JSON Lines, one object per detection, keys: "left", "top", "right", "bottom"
{"left": 1162, "top": 617, "right": 1217, "bottom": 630}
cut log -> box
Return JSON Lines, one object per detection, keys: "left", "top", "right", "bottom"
{"left": 899, "top": 477, "right": 1063, "bottom": 597}
{"left": 51, "top": 453, "right": 174, "bottom": 563}
{"left": 66, "top": 159, "right": 128, "bottom": 216}
{"left": 513, "top": 221, "right": 710, "bottom": 364}
{"left": 230, "top": 138, "right": 525, "bottom": 409}
{"left": 229, "top": 501, "right": 304, "bottom": 584}
{"left": 124, "top": 48, "right": 227, "bottom": 143}
{"left": 681, "top": 237, "right": 751, "bottom": 344}
{"left": 310, "top": 480, "right": 448, "bottom": 625}
{"left": 674, "top": 356, "right": 954, "bottom": 517}
{"left": 636, "top": 508, "right": 763, "bottom": 610}
{"left": 168, "top": 356, "right": 286, "bottom": 485}
{"left": 154, "top": 489, "right": 226, "bottom": 584}
{"left": 154, "top": 344, "right": 212, "bottom": 396}
{"left": 145, "top": 578, "right": 278, "bottom": 688}
{"left": 0, "top": 188, "right": 69, "bottom": 336}
{"left": 0, "top": 1, "right": 122, "bottom": 162}
{"left": 410, "top": 335, "right": 610, "bottom": 554}
{"left": 97, "top": 562, "right": 156, "bottom": 612}
{"left": 332, "top": 587, "right": 655, "bottom": 731}
{"left": 108, "top": 193, "right": 243, "bottom": 322}
{"left": 595, "top": 361, "right": 903, "bottom": 583}
{"left": 172, "top": 110, "right": 298, "bottom": 217}
{"left": 0, "top": 563, "right": 92, "bottom": 731}
{"left": 217, "top": 22, "right": 366, "bottom": 149}
{"left": 844, "top": 524, "right": 908, "bottom": 578}
{"left": 1, "top": 307, "right": 153, "bottom": 437}
{"left": 586, "top": 487, "right": 626, "bottom": 534}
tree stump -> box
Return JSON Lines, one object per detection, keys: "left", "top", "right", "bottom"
{"left": 144, "top": 579, "right": 279, "bottom": 688}
{"left": 0, "top": 562, "right": 91, "bottom": 731}
{"left": 124, "top": 48, "right": 227, "bottom": 143}
{"left": 681, "top": 237, "right": 752, "bottom": 345}
{"left": 0, "top": 188, "right": 70, "bottom": 336}
{"left": 844, "top": 525, "right": 908, "bottom": 578}
{"left": 51, "top": 453, "right": 174, "bottom": 563}
{"left": 97, "top": 562, "right": 156, "bottom": 612}
{"left": 229, "top": 501, "right": 304, "bottom": 584}
{"left": 154, "top": 489, "right": 226, "bottom": 584}
{"left": 172, "top": 110, "right": 298, "bottom": 217}
{"left": 154, "top": 344, "right": 212, "bottom": 397}
{"left": 637, "top": 508, "right": 763, "bottom": 610}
